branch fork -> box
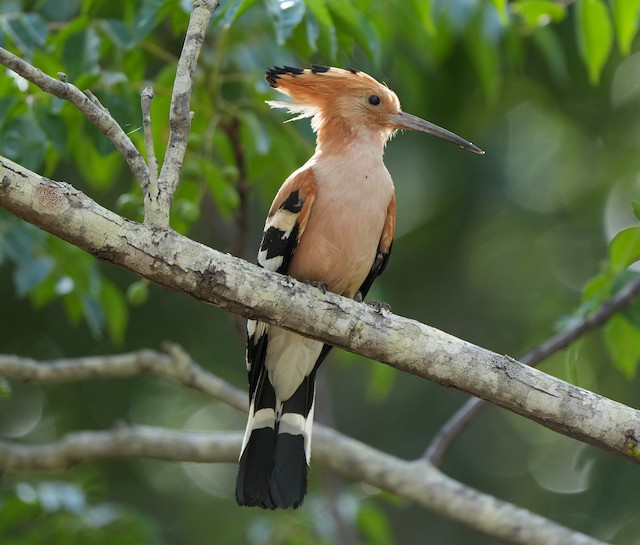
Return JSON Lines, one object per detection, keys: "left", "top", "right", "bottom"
{"left": 0, "top": 0, "right": 219, "bottom": 230}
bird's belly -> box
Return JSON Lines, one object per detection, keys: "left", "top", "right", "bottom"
{"left": 289, "top": 200, "right": 388, "bottom": 297}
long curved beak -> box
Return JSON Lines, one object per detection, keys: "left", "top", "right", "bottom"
{"left": 390, "top": 111, "right": 485, "bottom": 154}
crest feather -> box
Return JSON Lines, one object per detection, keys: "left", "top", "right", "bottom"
{"left": 264, "top": 66, "right": 395, "bottom": 133}
{"left": 266, "top": 100, "right": 317, "bottom": 123}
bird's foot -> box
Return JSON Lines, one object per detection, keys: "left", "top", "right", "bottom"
{"left": 354, "top": 291, "right": 363, "bottom": 303}
{"left": 304, "top": 279, "right": 329, "bottom": 294}
{"left": 368, "top": 300, "right": 392, "bottom": 314}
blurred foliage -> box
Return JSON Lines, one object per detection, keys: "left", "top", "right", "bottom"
{"left": 0, "top": 215, "right": 128, "bottom": 343}
{"left": 0, "top": 480, "right": 167, "bottom": 545}
{"left": 3, "top": 0, "right": 640, "bottom": 543}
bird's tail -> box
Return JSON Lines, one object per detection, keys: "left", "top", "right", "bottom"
{"left": 236, "top": 369, "right": 317, "bottom": 509}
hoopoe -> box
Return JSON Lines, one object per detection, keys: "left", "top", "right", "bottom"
{"left": 236, "top": 65, "right": 483, "bottom": 509}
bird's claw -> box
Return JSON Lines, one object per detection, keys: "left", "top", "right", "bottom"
{"left": 368, "top": 300, "right": 392, "bottom": 314}
{"left": 354, "top": 291, "right": 363, "bottom": 303}
{"left": 304, "top": 279, "right": 329, "bottom": 294}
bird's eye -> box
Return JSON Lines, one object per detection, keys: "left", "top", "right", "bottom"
{"left": 368, "top": 95, "right": 381, "bottom": 106}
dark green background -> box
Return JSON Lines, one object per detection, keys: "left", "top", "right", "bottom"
{"left": 1, "top": 0, "right": 640, "bottom": 543}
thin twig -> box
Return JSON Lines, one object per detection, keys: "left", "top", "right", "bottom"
{"left": 153, "top": 0, "right": 219, "bottom": 228}
{"left": 0, "top": 345, "right": 247, "bottom": 413}
{"left": 0, "top": 47, "right": 149, "bottom": 190}
{"left": 141, "top": 85, "right": 160, "bottom": 225}
{"left": 425, "top": 273, "right": 640, "bottom": 466}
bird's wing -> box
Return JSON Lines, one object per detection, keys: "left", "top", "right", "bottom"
{"left": 239, "top": 168, "right": 320, "bottom": 508}
{"left": 247, "top": 167, "right": 317, "bottom": 396}
{"left": 256, "top": 167, "right": 317, "bottom": 275}
{"left": 357, "top": 193, "right": 396, "bottom": 299}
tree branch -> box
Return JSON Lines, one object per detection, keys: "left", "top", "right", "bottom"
{"left": 0, "top": 425, "right": 606, "bottom": 545}
{"left": 0, "top": 47, "right": 150, "bottom": 190}
{"left": 1, "top": 154, "right": 639, "bottom": 466}
{"left": 141, "top": 85, "right": 159, "bottom": 212}
{"left": 425, "top": 274, "right": 640, "bottom": 466}
{"left": 0, "top": 1, "right": 220, "bottom": 227}
{"left": 152, "top": 0, "right": 219, "bottom": 228}
{"left": 0, "top": 347, "right": 608, "bottom": 545}
{"left": 0, "top": 344, "right": 247, "bottom": 412}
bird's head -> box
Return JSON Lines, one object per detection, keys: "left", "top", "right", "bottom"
{"left": 265, "top": 65, "right": 484, "bottom": 155}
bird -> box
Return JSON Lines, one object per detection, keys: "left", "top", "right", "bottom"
{"left": 236, "top": 65, "right": 484, "bottom": 509}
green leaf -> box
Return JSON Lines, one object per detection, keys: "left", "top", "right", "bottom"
{"left": 0, "top": 11, "right": 48, "bottom": 58}
{"left": 264, "top": 0, "right": 306, "bottom": 45}
{"left": 116, "top": 192, "right": 144, "bottom": 221}
{"left": 465, "top": 5, "right": 501, "bottom": 103}
{"left": 532, "top": 26, "right": 569, "bottom": 85}
{"left": 49, "top": 13, "right": 90, "bottom": 50}
{"left": 203, "top": 162, "right": 240, "bottom": 222}
{"left": 38, "top": 0, "right": 81, "bottom": 21}
{"left": 14, "top": 257, "right": 54, "bottom": 297}
{"left": 0, "top": 376, "right": 11, "bottom": 398}
{"left": 623, "top": 298, "right": 640, "bottom": 328}
{"left": 173, "top": 198, "right": 201, "bottom": 225}
{"left": 214, "top": 0, "right": 258, "bottom": 28}
{"left": 82, "top": 294, "right": 105, "bottom": 339}
{"left": 126, "top": 279, "right": 149, "bottom": 306}
{"left": 0, "top": 488, "right": 44, "bottom": 531}
{"left": 511, "top": 1, "right": 567, "bottom": 29}
{"left": 604, "top": 315, "right": 640, "bottom": 378}
{"left": 69, "top": 125, "right": 123, "bottom": 190}
{"left": 610, "top": 0, "right": 640, "bottom": 55}
{"left": 61, "top": 28, "right": 101, "bottom": 79}
{"left": 609, "top": 226, "right": 640, "bottom": 272}
{"left": 34, "top": 105, "right": 69, "bottom": 153}
{"left": 0, "top": 114, "right": 48, "bottom": 172}
{"left": 412, "top": 0, "right": 436, "bottom": 34}
{"left": 99, "top": 19, "right": 137, "bottom": 49}
{"left": 326, "top": 0, "right": 380, "bottom": 60}
{"left": 366, "top": 362, "right": 396, "bottom": 402}
{"left": 241, "top": 111, "right": 271, "bottom": 155}
{"left": 358, "top": 503, "right": 394, "bottom": 545}
{"left": 304, "top": 0, "right": 337, "bottom": 56}
{"left": 575, "top": 0, "right": 613, "bottom": 85}
{"left": 491, "top": 0, "right": 509, "bottom": 25}
{"left": 63, "top": 291, "right": 84, "bottom": 324}
{"left": 632, "top": 201, "right": 640, "bottom": 222}
{"left": 31, "top": 273, "right": 66, "bottom": 309}
{"left": 133, "top": 0, "right": 166, "bottom": 41}
{"left": 305, "top": 0, "right": 332, "bottom": 29}
{"left": 1, "top": 219, "right": 45, "bottom": 266}
{"left": 100, "top": 281, "right": 128, "bottom": 345}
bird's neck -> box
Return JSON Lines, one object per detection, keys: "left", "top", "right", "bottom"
{"left": 314, "top": 116, "right": 390, "bottom": 158}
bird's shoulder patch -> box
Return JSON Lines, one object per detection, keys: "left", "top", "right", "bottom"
{"left": 257, "top": 168, "right": 317, "bottom": 274}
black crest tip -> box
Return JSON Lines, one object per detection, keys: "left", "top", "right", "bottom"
{"left": 283, "top": 65, "right": 304, "bottom": 75}
{"left": 265, "top": 65, "right": 305, "bottom": 86}
{"left": 311, "top": 64, "right": 330, "bottom": 74}
{"left": 345, "top": 66, "right": 359, "bottom": 74}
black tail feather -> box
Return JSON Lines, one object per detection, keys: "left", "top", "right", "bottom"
{"left": 236, "top": 427, "right": 276, "bottom": 508}
{"left": 237, "top": 341, "right": 331, "bottom": 509}
{"left": 268, "top": 433, "right": 308, "bottom": 508}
